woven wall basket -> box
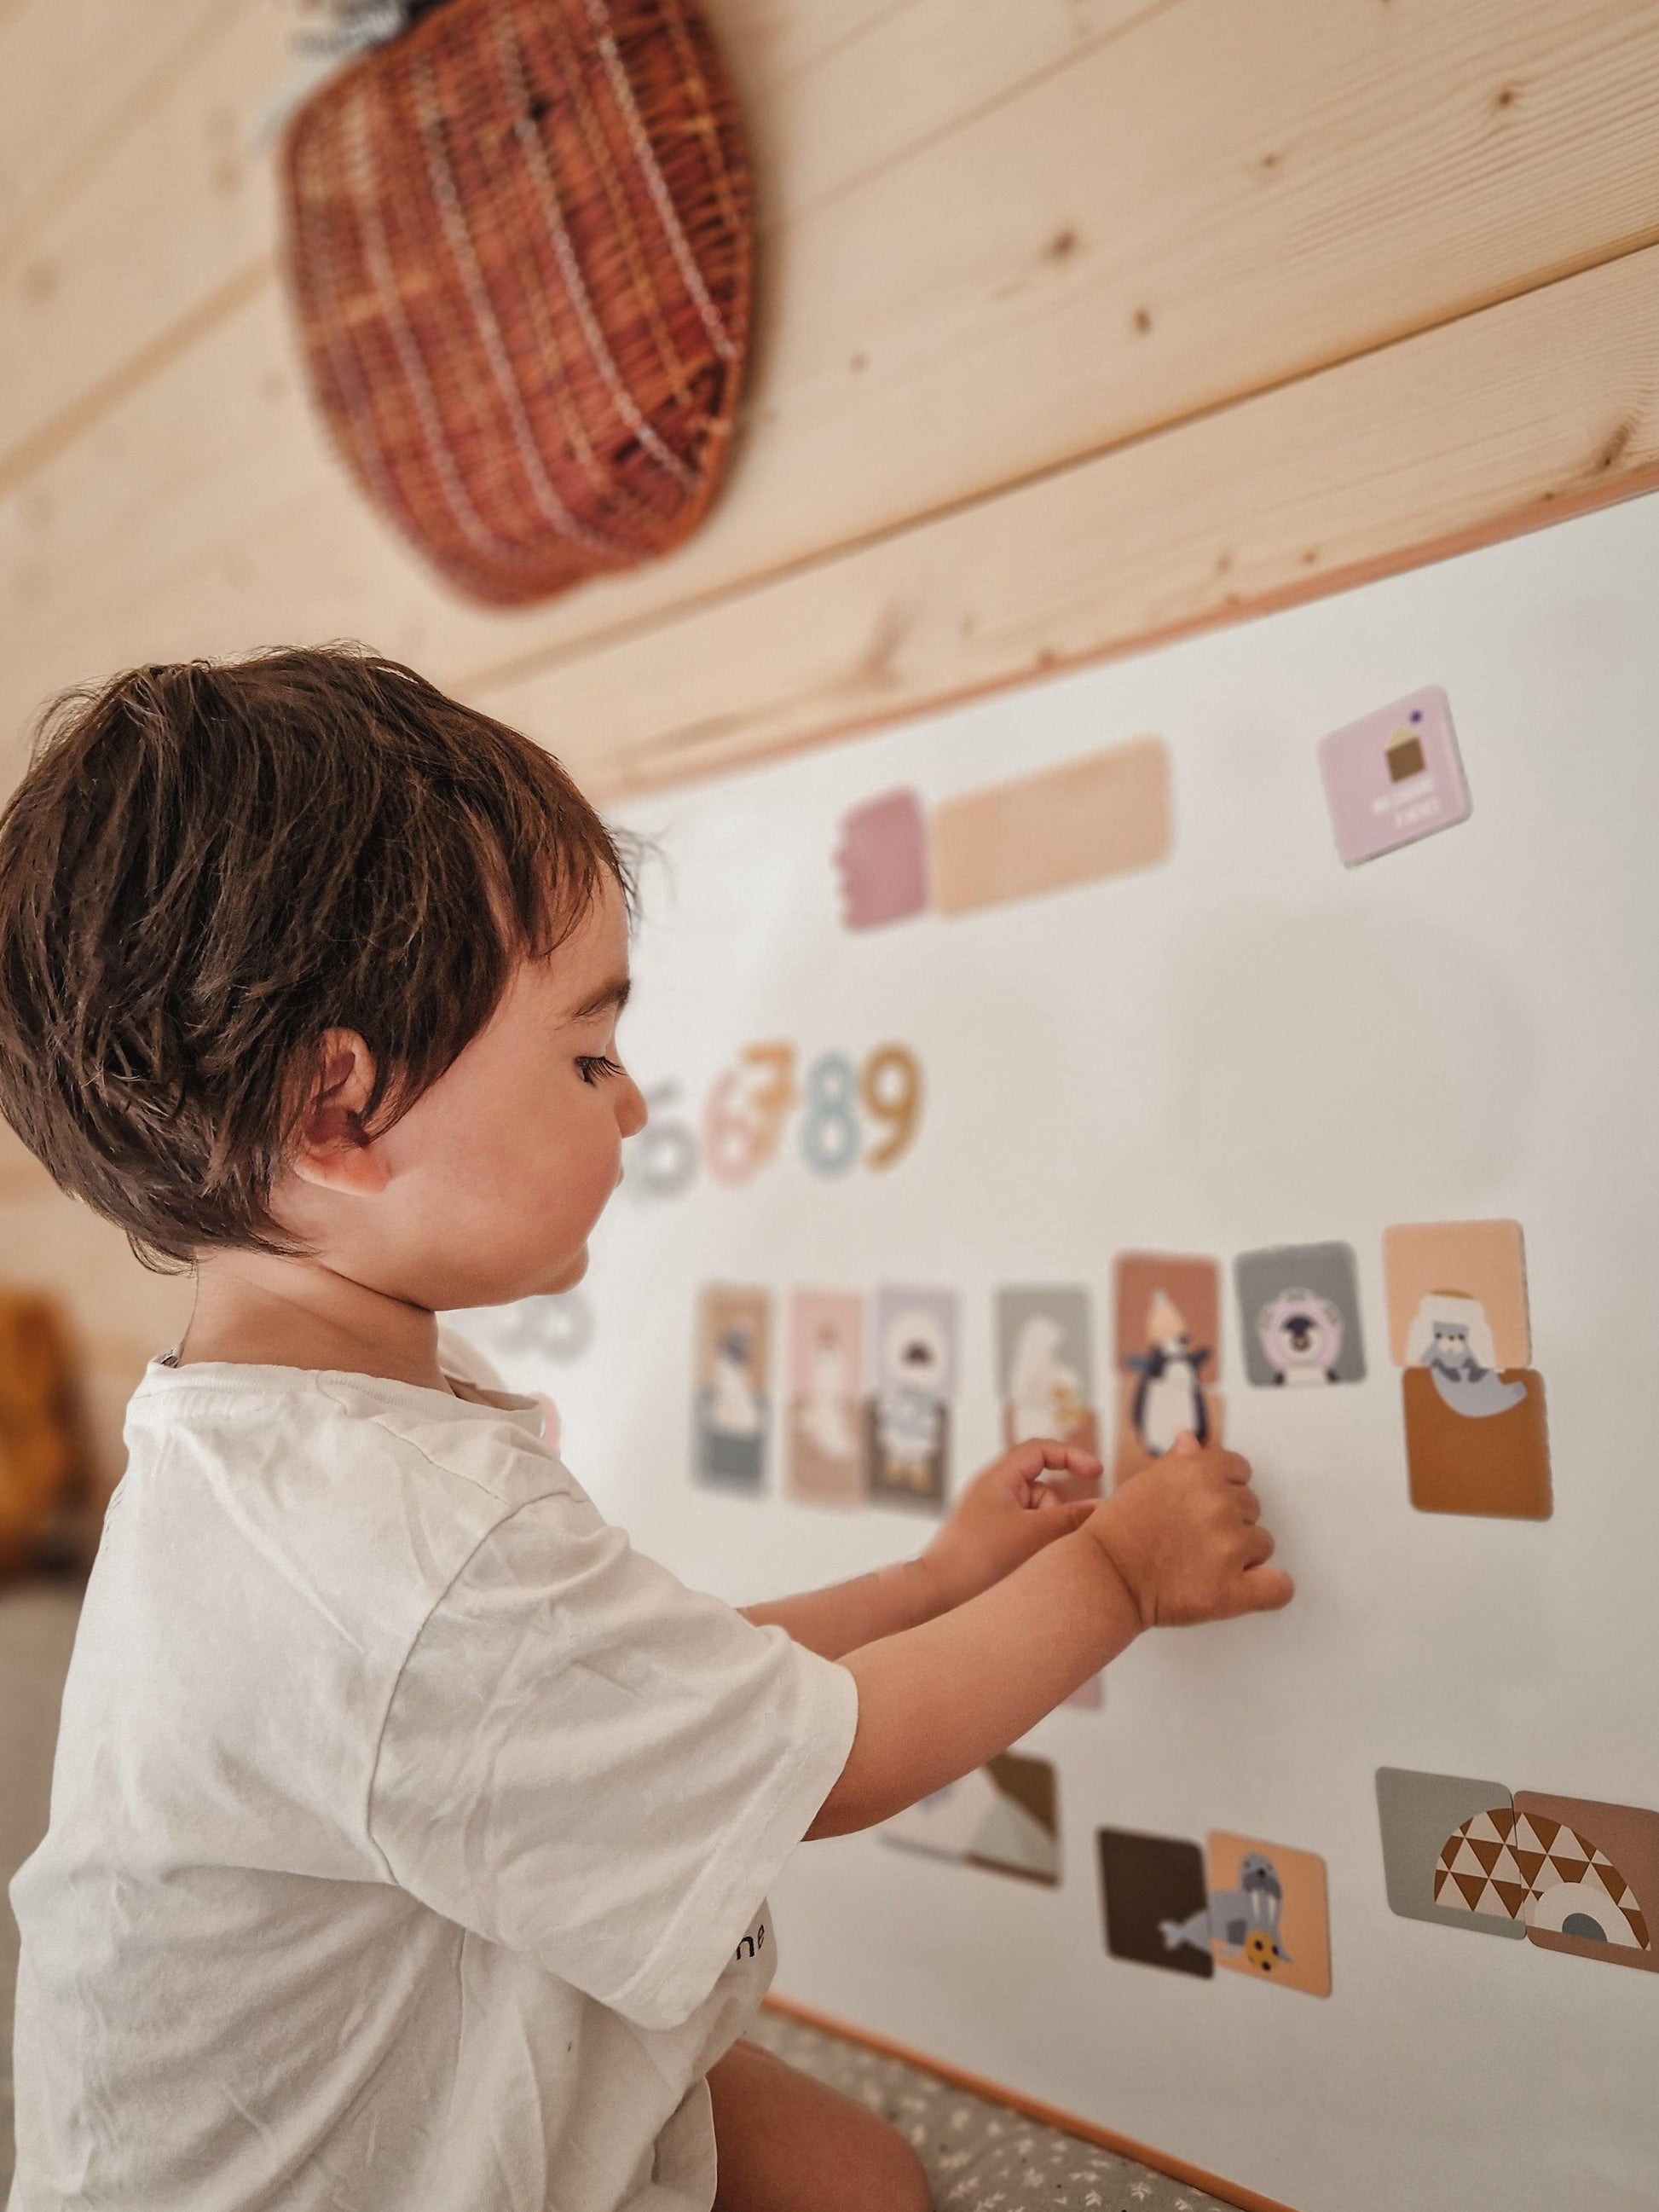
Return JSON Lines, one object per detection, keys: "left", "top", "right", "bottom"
{"left": 280, "top": 0, "right": 754, "bottom": 606}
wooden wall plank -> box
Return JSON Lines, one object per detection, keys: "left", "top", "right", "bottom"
{"left": 471, "top": 244, "right": 1659, "bottom": 796}
{"left": 4, "top": 0, "right": 1659, "bottom": 725}
{"left": 0, "top": 2, "right": 287, "bottom": 490}
{"left": 0, "top": 0, "right": 240, "bottom": 272}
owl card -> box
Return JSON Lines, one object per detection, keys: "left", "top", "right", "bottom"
{"left": 784, "top": 1290, "right": 865, "bottom": 1508}
{"left": 1195, "top": 1833, "right": 1332, "bottom": 1997}
{"left": 1234, "top": 1243, "right": 1366, "bottom": 1388}
{"left": 995, "top": 1286, "right": 1099, "bottom": 1456}
{"left": 866, "top": 1286, "right": 957, "bottom": 1512}
{"left": 692, "top": 1285, "right": 772, "bottom": 1492}
{"left": 1384, "top": 1220, "right": 1551, "bottom": 1518}
{"left": 883, "top": 1752, "right": 1060, "bottom": 1886}
{"left": 1113, "top": 1253, "right": 1223, "bottom": 1484}
{"left": 1096, "top": 1827, "right": 1215, "bottom": 1979}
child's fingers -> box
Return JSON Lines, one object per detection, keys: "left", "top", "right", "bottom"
{"left": 1005, "top": 1438, "right": 1103, "bottom": 1500}
{"left": 1242, "top": 1525, "right": 1276, "bottom": 1566}
{"left": 1168, "top": 1428, "right": 1201, "bottom": 1456}
{"left": 1237, "top": 1488, "right": 1262, "bottom": 1526}
{"left": 1234, "top": 1564, "right": 1296, "bottom": 1613}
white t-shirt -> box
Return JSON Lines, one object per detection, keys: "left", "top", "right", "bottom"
{"left": 8, "top": 1333, "right": 858, "bottom": 2212}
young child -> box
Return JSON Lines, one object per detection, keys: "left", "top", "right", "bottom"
{"left": 0, "top": 649, "right": 1292, "bottom": 2212}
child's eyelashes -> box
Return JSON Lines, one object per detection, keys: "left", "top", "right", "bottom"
{"left": 575, "top": 1053, "right": 624, "bottom": 1086}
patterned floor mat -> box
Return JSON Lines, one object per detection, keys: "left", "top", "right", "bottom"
{"left": 747, "top": 2010, "right": 1245, "bottom": 2212}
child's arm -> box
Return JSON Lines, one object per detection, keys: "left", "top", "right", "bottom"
{"left": 740, "top": 1439, "right": 1101, "bottom": 1659}
{"left": 806, "top": 1437, "right": 1292, "bottom": 1838}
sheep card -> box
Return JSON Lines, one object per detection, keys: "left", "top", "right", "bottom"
{"left": 1234, "top": 1243, "right": 1366, "bottom": 1388}
{"left": 784, "top": 1290, "right": 866, "bottom": 1508}
{"left": 833, "top": 787, "right": 931, "bottom": 929}
{"left": 1383, "top": 1220, "right": 1551, "bottom": 1519}
{"left": 927, "top": 737, "right": 1171, "bottom": 915}
{"left": 866, "top": 1286, "right": 957, "bottom": 1511}
{"left": 1375, "top": 1768, "right": 1525, "bottom": 1940}
{"left": 1316, "top": 684, "right": 1471, "bottom": 866}
{"left": 1198, "top": 1833, "right": 1332, "bottom": 1997}
{"left": 1096, "top": 1827, "right": 1215, "bottom": 1980}
{"left": 691, "top": 1285, "right": 772, "bottom": 1491}
{"left": 1113, "top": 1253, "right": 1223, "bottom": 1484}
{"left": 1512, "top": 1793, "right": 1659, "bottom": 1975}
{"left": 995, "top": 1285, "right": 1099, "bottom": 1456}
{"left": 883, "top": 1752, "right": 1060, "bottom": 1886}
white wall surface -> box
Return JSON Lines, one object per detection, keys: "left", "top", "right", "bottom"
{"left": 460, "top": 491, "right": 1659, "bottom": 2212}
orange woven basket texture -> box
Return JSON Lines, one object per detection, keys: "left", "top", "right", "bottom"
{"left": 280, "top": 0, "right": 754, "bottom": 607}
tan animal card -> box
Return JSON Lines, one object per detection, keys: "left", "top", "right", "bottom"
{"left": 784, "top": 1290, "right": 865, "bottom": 1507}
{"left": 1113, "top": 1253, "right": 1222, "bottom": 1484}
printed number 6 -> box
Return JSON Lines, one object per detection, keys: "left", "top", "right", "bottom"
{"left": 628, "top": 1081, "right": 699, "bottom": 1199}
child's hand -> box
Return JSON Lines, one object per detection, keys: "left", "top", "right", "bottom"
{"left": 922, "top": 1439, "right": 1102, "bottom": 1611}
{"left": 1084, "top": 1432, "right": 1293, "bottom": 1629}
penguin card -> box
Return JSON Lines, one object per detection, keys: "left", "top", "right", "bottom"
{"left": 1511, "top": 1794, "right": 1659, "bottom": 1974}
{"left": 784, "top": 1291, "right": 867, "bottom": 1507}
{"left": 1234, "top": 1242, "right": 1366, "bottom": 1388}
{"left": 691, "top": 1285, "right": 772, "bottom": 1491}
{"left": 995, "top": 1285, "right": 1099, "bottom": 1456}
{"left": 883, "top": 1752, "right": 1061, "bottom": 1885}
{"left": 1113, "top": 1253, "right": 1223, "bottom": 1484}
{"left": 1383, "top": 1220, "right": 1551, "bottom": 1519}
{"left": 1096, "top": 1827, "right": 1215, "bottom": 1979}
{"left": 866, "top": 1286, "right": 957, "bottom": 1511}
{"left": 1374, "top": 1768, "right": 1525, "bottom": 1940}
{"left": 1316, "top": 684, "right": 1471, "bottom": 866}
{"left": 834, "top": 788, "right": 930, "bottom": 929}
{"left": 1195, "top": 1833, "right": 1332, "bottom": 1997}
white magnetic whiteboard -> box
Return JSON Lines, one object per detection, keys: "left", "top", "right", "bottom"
{"left": 460, "top": 491, "right": 1659, "bottom": 2212}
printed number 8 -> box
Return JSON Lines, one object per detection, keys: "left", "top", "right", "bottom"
{"left": 800, "top": 1052, "right": 861, "bottom": 1178}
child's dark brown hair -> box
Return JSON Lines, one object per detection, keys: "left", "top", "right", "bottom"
{"left": 0, "top": 646, "right": 627, "bottom": 1271}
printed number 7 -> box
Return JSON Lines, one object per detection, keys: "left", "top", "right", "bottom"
{"left": 704, "top": 1043, "right": 799, "bottom": 1185}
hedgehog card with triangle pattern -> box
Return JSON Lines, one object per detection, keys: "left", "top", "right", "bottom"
{"left": 1378, "top": 1769, "right": 1659, "bottom": 1974}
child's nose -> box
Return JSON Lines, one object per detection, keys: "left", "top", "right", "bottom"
{"left": 617, "top": 1071, "right": 649, "bottom": 1138}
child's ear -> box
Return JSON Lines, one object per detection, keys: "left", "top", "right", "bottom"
{"left": 288, "top": 1030, "right": 391, "bottom": 1196}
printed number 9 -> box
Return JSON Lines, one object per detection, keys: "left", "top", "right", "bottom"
{"left": 800, "top": 1051, "right": 861, "bottom": 1178}
{"left": 861, "top": 1044, "right": 922, "bottom": 1169}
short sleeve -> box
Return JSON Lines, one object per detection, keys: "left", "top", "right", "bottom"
{"left": 368, "top": 1491, "right": 859, "bottom": 2031}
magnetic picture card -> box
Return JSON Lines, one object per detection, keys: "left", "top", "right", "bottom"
{"left": 1096, "top": 1826, "right": 1214, "bottom": 1979}
{"left": 1512, "top": 1792, "right": 1659, "bottom": 1975}
{"left": 1234, "top": 1242, "right": 1366, "bottom": 1388}
{"left": 1113, "top": 1253, "right": 1222, "bottom": 1483}
{"left": 691, "top": 1284, "right": 772, "bottom": 1491}
{"left": 1383, "top": 1219, "right": 1532, "bottom": 1370}
{"left": 1199, "top": 1832, "right": 1332, "bottom": 1997}
{"left": 866, "top": 1285, "right": 957, "bottom": 1511}
{"left": 1375, "top": 1767, "right": 1524, "bottom": 1940}
{"left": 1384, "top": 1220, "right": 1549, "bottom": 1519}
{"left": 996, "top": 1284, "right": 1098, "bottom": 1455}
{"left": 1317, "top": 684, "right": 1471, "bottom": 867}
{"left": 883, "top": 1752, "right": 1060, "bottom": 1886}
{"left": 784, "top": 1289, "right": 865, "bottom": 1508}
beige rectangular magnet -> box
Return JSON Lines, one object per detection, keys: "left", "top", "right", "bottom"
{"left": 928, "top": 738, "right": 1171, "bottom": 915}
